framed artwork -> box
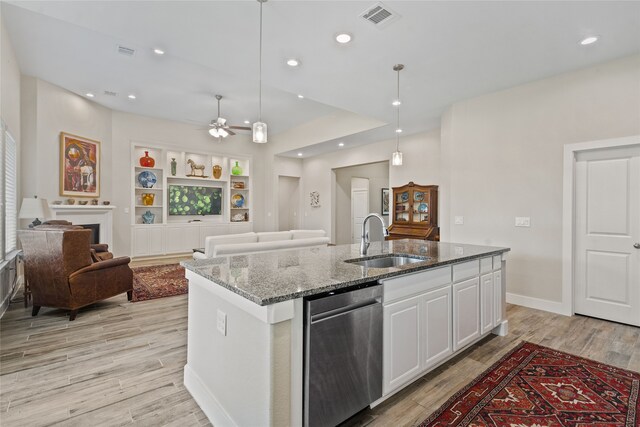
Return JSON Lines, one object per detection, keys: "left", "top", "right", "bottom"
{"left": 60, "top": 132, "right": 100, "bottom": 197}
{"left": 381, "top": 188, "right": 390, "bottom": 215}
{"left": 310, "top": 191, "right": 320, "bottom": 207}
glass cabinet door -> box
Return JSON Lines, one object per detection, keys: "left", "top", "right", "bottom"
{"left": 394, "top": 190, "right": 410, "bottom": 223}
{"left": 412, "top": 190, "right": 430, "bottom": 224}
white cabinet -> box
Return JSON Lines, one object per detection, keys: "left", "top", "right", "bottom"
{"left": 480, "top": 273, "right": 494, "bottom": 335}
{"left": 494, "top": 269, "right": 503, "bottom": 325}
{"left": 383, "top": 295, "right": 422, "bottom": 394}
{"left": 165, "top": 225, "right": 200, "bottom": 253}
{"left": 422, "top": 285, "right": 453, "bottom": 370}
{"left": 453, "top": 277, "right": 480, "bottom": 351}
{"left": 132, "top": 226, "right": 164, "bottom": 257}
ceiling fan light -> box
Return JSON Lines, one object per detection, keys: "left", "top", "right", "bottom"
{"left": 392, "top": 151, "right": 403, "bottom": 166}
{"left": 209, "top": 128, "right": 220, "bottom": 138}
{"left": 218, "top": 128, "right": 229, "bottom": 138}
{"left": 253, "top": 121, "right": 268, "bottom": 143}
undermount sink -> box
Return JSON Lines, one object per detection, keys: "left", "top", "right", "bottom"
{"left": 345, "top": 254, "right": 429, "bottom": 269}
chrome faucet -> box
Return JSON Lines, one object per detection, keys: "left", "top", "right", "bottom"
{"left": 360, "top": 213, "right": 390, "bottom": 256}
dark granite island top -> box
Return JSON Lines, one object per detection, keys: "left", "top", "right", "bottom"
{"left": 181, "top": 240, "right": 510, "bottom": 306}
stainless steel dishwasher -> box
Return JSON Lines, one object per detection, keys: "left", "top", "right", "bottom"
{"left": 304, "top": 284, "right": 383, "bottom": 427}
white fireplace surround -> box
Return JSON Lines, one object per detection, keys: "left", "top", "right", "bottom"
{"left": 49, "top": 205, "right": 117, "bottom": 248}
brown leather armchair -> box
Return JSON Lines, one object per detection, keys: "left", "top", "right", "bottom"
{"left": 18, "top": 227, "right": 133, "bottom": 320}
{"left": 38, "top": 221, "right": 114, "bottom": 261}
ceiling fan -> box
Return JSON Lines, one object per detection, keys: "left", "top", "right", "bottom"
{"left": 208, "top": 95, "right": 251, "bottom": 138}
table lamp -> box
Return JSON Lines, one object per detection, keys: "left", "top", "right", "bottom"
{"left": 18, "top": 196, "right": 52, "bottom": 228}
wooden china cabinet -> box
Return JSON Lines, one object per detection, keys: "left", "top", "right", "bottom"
{"left": 387, "top": 182, "right": 439, "bottom": 241}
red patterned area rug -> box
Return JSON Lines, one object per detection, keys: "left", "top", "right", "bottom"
{"left": 420, "top": 341, "right": 640, "bottom": 427}
{"left": 131, "top": 264, "right": 188, "bottom": 302}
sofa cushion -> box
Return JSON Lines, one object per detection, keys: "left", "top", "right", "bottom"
{"left": 291, "top": 229, "right": 326, "bottom": 239}
{"left": 204, "top": 232, "right": 257, "bottom": 257}
{"left": 257, "top": 231, "right": 293, "bottom": 242}
{"left": 213, "top": 237, "right": 330, "bottom": 257}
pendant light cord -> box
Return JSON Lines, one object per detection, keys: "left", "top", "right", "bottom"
{"left": 258, "top": 0, "right": 263, "bottom": 122}
{"left": 396, "top": 67, "right": 401, "bottom": 151}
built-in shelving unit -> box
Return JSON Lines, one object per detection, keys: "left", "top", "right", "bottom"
{"left": 130, "top": 143, "right": 253, "bottom": 257}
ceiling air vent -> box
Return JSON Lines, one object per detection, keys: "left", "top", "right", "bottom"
{"left": 104, "top": 90, "right": 117, "bottom": 97}
{"left": 360, "top": 2, "right": 399, "bottom": 28}
{"left": 117, "top": 45, "right": 136, "bottom": 57}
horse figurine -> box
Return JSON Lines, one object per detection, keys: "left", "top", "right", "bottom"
{"left": 187, "top": 159, "right": 206, "bottom": 177}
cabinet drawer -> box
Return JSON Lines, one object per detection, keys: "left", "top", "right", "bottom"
{"left": 480, "top": 257, "right": 492, "bottom": 274}
{"left": 383, "top": 266, "right": 451, "bottom": 304}
{"left": 452, "top": 260, "right": 479, "bottom": 283}
{"left": 493, "top": 255, "right": 502, "bottom": 270}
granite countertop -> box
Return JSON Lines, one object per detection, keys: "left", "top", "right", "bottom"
{"left": 181, "top": 240, "right": 510, "bottom": 306}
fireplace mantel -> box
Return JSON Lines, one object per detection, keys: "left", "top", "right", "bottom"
{"left": 49, "top": 205, "right": 117, "bottom": 248}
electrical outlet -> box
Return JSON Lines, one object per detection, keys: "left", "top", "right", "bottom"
{"left": 454, "top": 216, "right": 464, "bottom": 225}
{"left": 216, "top": 310, "right": 227, "bottom": 336}
{"left": 124, "top": 207, "right": 129, "bottom": 214}
{"left": 515, "top": 217, "right": 531, "bottom": 227}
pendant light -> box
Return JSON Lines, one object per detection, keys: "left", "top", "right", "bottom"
{"left": 253, "top": 0, "right": 268, "bottom": 143}
{"left": 391, "top": 64, "right": 404, "bottom": 166}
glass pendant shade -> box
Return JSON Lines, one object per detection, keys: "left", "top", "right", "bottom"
{"left": 392, "top": 151, "right": 403, "bottom": 166}
{"left": 253, "top": 121, "right": 268, "bottom": 143}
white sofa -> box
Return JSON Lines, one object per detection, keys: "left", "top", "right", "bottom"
{"left": 193, "top": 230, "right": 329, "bottom": 259}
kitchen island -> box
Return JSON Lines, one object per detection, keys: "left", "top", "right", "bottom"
{"left": 181, "top": 240, "right": 510, "bottom": 427}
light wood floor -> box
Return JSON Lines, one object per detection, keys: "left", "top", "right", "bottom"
{"left": 1, "top": 276, "right": 639, "bottom": 427}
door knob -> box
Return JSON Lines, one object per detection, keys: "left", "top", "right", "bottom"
{"left": 635, "top": 243, "right": 640, "bottom": 249}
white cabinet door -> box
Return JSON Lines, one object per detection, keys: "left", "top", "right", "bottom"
{"left": 422, "top": 286, "right": 452, "bottom": 370}
{"left": 148, "top": 227, "right": 164, "bottom": 255}
{"left": 493, "top": 269, "right": 503, "bottom": 325}
{"left": 480, "top": 273, "right": 494, "bottom": 335}
{"left": 164, "top": 225, "right": 199, "bottom": 254}
{"left": 132, "top": 227, "right": 150, "bottom": 257}
{"left": 453, "top": 277, "right": 480, "bottom": 351}
{"left": 383, "top": 295, "right": 421, "bottom": 395}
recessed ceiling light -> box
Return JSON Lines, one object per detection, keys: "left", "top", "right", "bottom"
{"left": 395, "top": 128, "right": 403, "bottom": 133}
{"left": 244, "top": 120, "right": 251, "bottom": 124}
{"left": 297, "top": 152, "right": 303, "bottom": 157}
{"left": 392, "top": 99, "right": 401, "bottom": 106}
{"left": 128, "top": 94, "right": 137, "bottom": 100}
{"left": 153, "top": 48, "right": 165, "bottom": 55}
{"left": 287, "top": 58, "right": 300, "bottom": 67}
{"left": 297, "top": 94, "right": 304, "bottom": 99}
{"left": 85, "top": 92, "right": 95, "bottom": 98}
{"left": 580, "top": 36, "right": 599, "bottom": 45}
{"left": 338, "top": 142, "right": 344, "bottom": 147}
{"left": 336, "top": 33, "right": 352, "bottom": 44}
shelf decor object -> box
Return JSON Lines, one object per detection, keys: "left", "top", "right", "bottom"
{"left": 142, "top": 210, "right": 155, "bottom": 224}
{"left": 139, "top": 151, "right": 155, "bottom": 167}
{"left": 60, "top": 132, "right": 100, "bottom": 197}
{"left": 252, "top": 0, "right": 268, "bottom": 144}
{"left": 391, "top": 64, "right": 404, "bottom": 166}
{"left": 231, "top": 161, "right": 243, "bottom": 176}
{"left": 186, "top": 159, "right": 208, "bottom": 178}
{"left": 212, "top": 164, "right": 222, "bottom": 179}
{"left": 137, "top": 170, "right": 157, "bottom": 188}
{"left": 231, "top": 193, "right": 245, "bottom": 208}
{"left": 387, "top": 182, "right": 439, "bottom": 241}
{"left": 170, "top": 158, "right": 177, "bottom": 176}
{"left": 141, "top": 193, "right": 155, "bottom": 206}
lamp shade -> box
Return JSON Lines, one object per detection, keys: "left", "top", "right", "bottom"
{"left": 18, "top": 197, "right": 51, "bottom": 220}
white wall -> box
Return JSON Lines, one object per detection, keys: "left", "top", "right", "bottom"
{"left": 1, "top": 12, "right": 20, "bottom": 139}
{"left": 300, "top": 129, "right": 441, "bottom": 241}
{"left": 442, "top": 54, "right": 640, "bottom": 306}
{"left": 335, "top": 162, "right": 389, "bottom": 245}
{"left": 19, "top": 78, "right": 268, "bottom": 256}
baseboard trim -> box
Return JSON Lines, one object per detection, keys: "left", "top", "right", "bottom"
{"left": 184, "top": 364, "right": 236, "bottom": 427}
{"left": 506, "top": 292, "right": 567, "bottom": 315}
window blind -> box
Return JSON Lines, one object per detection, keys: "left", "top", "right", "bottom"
{"left": 0, "top": 126, "right": 4, "bottom": 261}
{"left": 5, "top": 131, "right": 17, "bottom": 254}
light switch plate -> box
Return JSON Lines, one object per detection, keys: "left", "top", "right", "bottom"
{"left": 216, "top": 310, "right": 227, "bottom": 336}
{"left": 454, "top": 216, "right": 464, "bottom": 225}
{"left": 515, "top": 217, "right": 531, "bottom": 227}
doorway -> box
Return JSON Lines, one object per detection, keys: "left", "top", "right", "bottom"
{"left": 278, "top": 176, "right": 300, "bottom": 231}
{"left": 351, "top": 178, "right": 369, "bottom": 244}
{"left": 563, "top": 136, "right": 640, "bottom": 326}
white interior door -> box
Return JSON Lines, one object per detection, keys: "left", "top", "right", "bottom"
{"left": 351, "top": 178, "right": 369, "bottom": 244}
{"left": 278, "top": 176, "right": 300, "bottom": 231}
{"left": 574, "top": 145, "right": 640, "bottom": 326}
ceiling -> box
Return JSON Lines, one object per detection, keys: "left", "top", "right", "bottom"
{"left": 4, "top": 1, "right": 640, "bottom": 157}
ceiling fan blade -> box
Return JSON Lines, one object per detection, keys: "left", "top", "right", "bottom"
{"left": 228, "top": 126, "right": 252, "bottom": 131}
{"left": 226, "top": 129, "right": 236, "bottom": 136}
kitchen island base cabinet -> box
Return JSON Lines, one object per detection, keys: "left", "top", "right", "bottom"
{"left": 453, "top": 277, "right": 480, "bottom": 351}
{"left": 422, "top": 286, "right": 453, "bottom": 369}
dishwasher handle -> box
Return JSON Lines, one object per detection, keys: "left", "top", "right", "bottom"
{"left": 310, "top": 298, "right": 381, "bottom": 323}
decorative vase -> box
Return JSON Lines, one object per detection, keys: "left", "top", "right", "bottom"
{"left": 212, "top": 164, "right": 222, "bottom": 179}
{"left": 139, "top": 151, "right": 155, "bottom": 168}
{"left": 141, "top": 193, "right": 155, "bottom": 206}
{"left": 170, "top": 158, "right": 177, "bottom": 176}
{"left": 142, "top": 210, "right": 155, "bottom": 224}
{"left": 231, "top": 161, "right": 243, "bottom": 176}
